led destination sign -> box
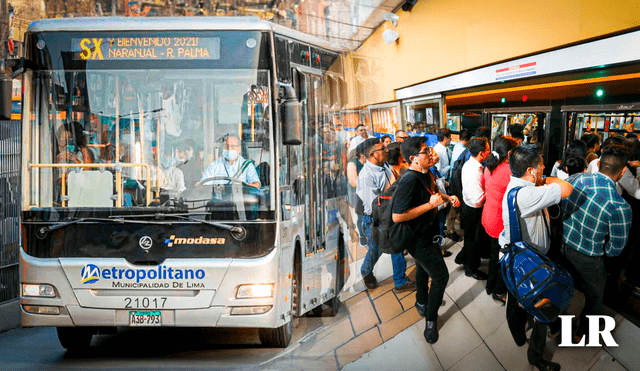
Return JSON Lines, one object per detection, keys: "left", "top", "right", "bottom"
{"left": 72, "top": 36, "right": 221, "bottom": 60}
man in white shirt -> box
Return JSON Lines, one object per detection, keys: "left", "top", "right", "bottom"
{"left": 456, "top": 137, "right": 491, "bottom": 280}
{"left": 348, "top": 124, "right": 369, "bottom": 152}
{"left": 201, "top": 135, "right": 260, "bottom": 188}
{"left": 433, "top": 128, "right": 452, "bottom": 180}
{"left": 500, "top": 144, "right": 572, "bottom": 371}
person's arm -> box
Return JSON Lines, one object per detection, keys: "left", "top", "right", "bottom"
{"left": 392, "top": 193, "right": 443, "bottom": 223}
{"left": 244, "top": 163, "right": 261, "bottom": 188}
{"left": 199, "top": 163, "right": 217, "bottom": 185}
{"left": 544, "top": 176, "right": 573, "bottom": 199}
{"left": 604, "top": 203, "right": 632, "bottom": 257}
{"left": 617, "top": 167, "right": 640, "bottom": 199}
{"left": 438, "top": 192, "right": 460, "bottom": 207}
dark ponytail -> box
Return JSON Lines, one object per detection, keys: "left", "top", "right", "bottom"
{"left": 486, "top": 136, "right": 518, "bottom": 174}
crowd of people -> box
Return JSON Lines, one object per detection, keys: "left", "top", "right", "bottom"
{"left": 344, "top": 124, "right": 639, "bottom": 371}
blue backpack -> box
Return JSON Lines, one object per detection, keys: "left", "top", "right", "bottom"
{"left": 500, "top": 187, "right": 574, "bottom": 323}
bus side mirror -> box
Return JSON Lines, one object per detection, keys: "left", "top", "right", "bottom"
{"left": 280, "top": 84, "right": 302, "bottom": 145}
{"left": 0, "top": 76, "right": 12, "bottom": 120}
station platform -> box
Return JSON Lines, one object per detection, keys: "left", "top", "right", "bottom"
{"left": 263, "top": 237, "right": 640, "bottom": 371}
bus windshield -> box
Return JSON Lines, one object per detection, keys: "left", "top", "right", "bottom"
{"left": 26, "top": 38, "right": 274, "bottom": 221}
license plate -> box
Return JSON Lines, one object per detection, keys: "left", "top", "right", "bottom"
{"left": 129, "top": 310, "right": 162, "bottom": 327}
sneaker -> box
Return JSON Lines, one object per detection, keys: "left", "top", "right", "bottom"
{"left": 424, "top": 320, "right": 439, "bottom": 344}
{"left": 393, "top": 281, "right": 416, "bottom": 293}
{"left": 415, "top": 301, "right": 426, "bottom": 317}
{"left": 363, "top": 273, "right": 377, "bottom": 290}
{"left": 449, "top": 232, "right": 462, "bottom": 242}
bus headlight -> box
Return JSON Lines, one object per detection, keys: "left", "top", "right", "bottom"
{"left": 236, "top": 284, "right": 274, "bottom": 299}
{"left": 22, "top": 284, "right": 56, "bottom": 298}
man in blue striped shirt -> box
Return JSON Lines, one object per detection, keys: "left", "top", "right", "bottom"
{"left": 560, "top": 145, "right": 632, "bottom": 340}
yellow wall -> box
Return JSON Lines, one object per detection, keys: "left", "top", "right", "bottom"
{"left": 350, "top": 0, "right": 640, "bottom": 107}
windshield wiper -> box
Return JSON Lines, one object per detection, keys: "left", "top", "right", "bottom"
{"left": 109, "top": 213, "right": 247, "bottom": 241}
{"left": 34, "top": 217, "right": 174, "bottom": 239}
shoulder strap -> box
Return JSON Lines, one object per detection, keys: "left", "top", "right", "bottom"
{"left": 507, "top": 187, "right": 524, "bottom": 242}
{"left": 232, "top": 159, "right": 254, "bottom": 181}
{"left": 413, "top": 171, "right": 434, "bottom": 195}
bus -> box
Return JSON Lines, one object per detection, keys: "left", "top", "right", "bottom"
{"left": 16, "top": 16, "right": 352, "bottom": 350}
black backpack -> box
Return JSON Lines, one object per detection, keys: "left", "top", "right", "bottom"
{"left": 371, "top": 174, "right": 433, "bottom": 254}
{"left": 448, "top": 148, "right": 469, "bottom": 201}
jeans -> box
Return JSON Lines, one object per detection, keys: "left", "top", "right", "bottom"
{"left": 357, "top": 214, "right": 366, "bottom": 244}
{"left": 407, "top": 238, "right": 449, "bottom": 321}
{"left": 438, "top": 204, "right": 449, "bottom": 237}
{"left": 360, "top": 215, "right": 408, "bottom": 287}
{"left": 561, "top": 244, "right": 607, "bottom": 337}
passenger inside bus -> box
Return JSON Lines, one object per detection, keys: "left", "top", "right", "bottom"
{"left": 56, "top": 121, "right": 94, "bottom": 165}
{"left": 159, "top": 151, "right": 187, "bottom": 199}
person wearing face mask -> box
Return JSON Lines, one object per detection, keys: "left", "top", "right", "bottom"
{"left": 201, "top": 134, "right": 260, "bottom": 188}
{"left": 499, "top": 145, "right": 572, "bottom": 371}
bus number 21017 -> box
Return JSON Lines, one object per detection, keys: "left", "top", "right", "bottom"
{"left": 124, "top": 297, "right": 167, "bottom": 309}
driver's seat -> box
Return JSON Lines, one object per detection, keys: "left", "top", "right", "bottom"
{"left": 256, "top": 162, "right": 270, "bottom": 187}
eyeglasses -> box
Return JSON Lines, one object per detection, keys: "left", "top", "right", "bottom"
{"left": 370, "top": 147, "right": 388, "bottom": 154}
{"left": 417, "top": 149, "right": 433, "bottom": 156}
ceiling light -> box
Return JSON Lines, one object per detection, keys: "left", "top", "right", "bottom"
{"left": 382, "top": 29, "right": 400, "bottom": 44}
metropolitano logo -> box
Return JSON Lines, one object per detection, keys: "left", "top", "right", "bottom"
{"left": 80, "top": 264, "right": 101, "bottom": 284}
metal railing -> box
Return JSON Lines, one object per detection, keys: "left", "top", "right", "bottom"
{"left": 0, "top": 120, "right": 20, "bottom": 304}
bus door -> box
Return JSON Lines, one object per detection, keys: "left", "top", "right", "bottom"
{"left": 298, "top": 71, "right": 324, "bottom": 255}
{"left": 482, "top": 107, "right": 554, "bottom": 166}
{"left": 484, "top": 110, "right": 547, "bottom": 143}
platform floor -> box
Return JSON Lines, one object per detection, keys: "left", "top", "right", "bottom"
{"left": 264, "top": 237, "right": 640, "bottom": 371}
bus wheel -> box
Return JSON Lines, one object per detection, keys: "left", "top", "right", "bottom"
{"left": 56, "top": 327, "right": 94, "bottom": 351}
{"left": 259, "top": 318, "right": 293, "bottom": 348}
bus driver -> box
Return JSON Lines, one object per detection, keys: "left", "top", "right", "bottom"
{"left": 200, "top": 134, "right": 261, "bottom": 188}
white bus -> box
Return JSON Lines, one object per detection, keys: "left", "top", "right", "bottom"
{"left": 17, "top": 16, "right": 352, "bottom": 350}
